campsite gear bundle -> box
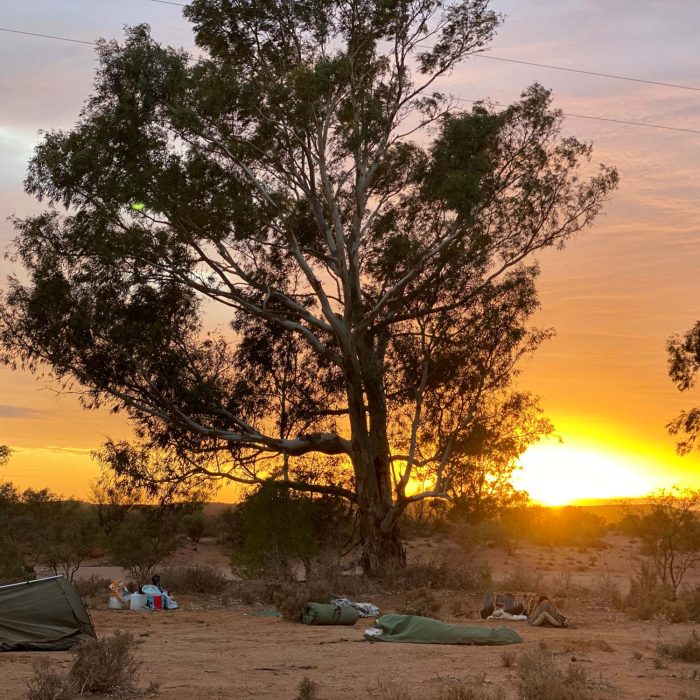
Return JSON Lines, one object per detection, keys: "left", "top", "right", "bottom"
{"left": 0, "top": 576, "right": 96, "bottom": 652}
{"left": 108, "top": 579, "right": 178, "bottom": 611}
{"left": 302, "top": 602, "right": 360, "bottom": 626}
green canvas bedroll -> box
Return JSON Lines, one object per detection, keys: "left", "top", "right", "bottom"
{"left": 367, "top": 614, "right": 523, "bottom": 645}
{"left": 302, "top": 602, "right": 359, "bottom": 625}
{"left": 0, "top": 576, "right": 96, "bottom": 652}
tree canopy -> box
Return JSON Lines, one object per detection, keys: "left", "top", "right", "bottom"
{"left": 0, "top": 0, "right": 618, "bottom": 572}
{"left": 667, "top": 321, "right": 700, "bottom": 454}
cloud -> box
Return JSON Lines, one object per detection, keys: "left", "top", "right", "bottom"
{"left": 0, "top": 404, "right": 43, "bottom": 418}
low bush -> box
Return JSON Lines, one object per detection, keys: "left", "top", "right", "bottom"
{"left": 274, "top": 581, "right": 334, "bottom": 621}
{"left": 295, "top": 677, "right": 323, "bottom": 700}
{"left": 657, "top": 632, "right": 700, "bottom": 663}
{"left": 400, "top": 587, "right": 441, "bottom": 618}
{"left": 379, "top": 560, "right": 490, "bottom": 592}
{"left": 27, "top": 660, "right": 74, "bottom": 700}
{"left": 159, "top": 565, "right": 227, "bottom": 595}
{"left": 68, "top": 631, "right": 140, "bottom": 695}
{"left": 232, "top": 579, "right": 279, "bottom": 606}
{"left": 517, "top": 647, "right": 600, "bottom": 700}
{"left": 73, "top": 576, "right": 111, "bottom": 599}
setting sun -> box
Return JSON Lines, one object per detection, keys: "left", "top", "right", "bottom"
{"left": 515, "top": 443, "right": 658, "bottom": 506}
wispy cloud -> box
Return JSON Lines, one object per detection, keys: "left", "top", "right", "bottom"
{"left": 0, "top": 404, "right": 43, "bottom": 418}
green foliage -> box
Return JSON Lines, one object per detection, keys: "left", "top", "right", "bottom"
{"left": 182, "top": 511, "right": 207, "bottom": 542}
{"left": 0, "top": 0, "right": 618, "bottom": 574}
{"left": 235, "top": 485, "right": 353, "bottom": 575}
{"left": 667, "top": 321, "right": 700, "bottom": 454}
{"left": 37, "top": 501, "right": 100, "bottom": 582}
{"left": 625, "top": 488, "right": 700, "bottom": 596}
{"left": 106, "top": 509, "right": 180, "bottom": 582}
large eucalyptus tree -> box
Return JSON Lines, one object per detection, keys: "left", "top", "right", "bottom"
{"left": 0, "top": 0, "right": 617, "bottom": 572}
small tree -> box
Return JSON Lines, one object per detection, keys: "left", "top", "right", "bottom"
{"left": 629, "top": 488, "right": 700, "bottom": 598}
{"left": 667, "top": 322, "right": 700, "bottom": 454}
{"left": 107, "top": 510, "right": 181, "bottom": 583}
{"left": 0, "top": 444, "right": 10, "bottom": 466}
{"left": 37, "top": 501, "right": 100, "bottom": 581}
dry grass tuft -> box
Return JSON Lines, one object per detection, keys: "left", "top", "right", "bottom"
{"left": 517, "top": 647, "right": 604, "bottom": 699}
{"left": 657, "top": 631, "right": 700, "bottom": 663}
{"left": 274, "top": 581, "right": 334, "bottom": 621}
{"left": 68, "top": 631, "right": 141, "bottom": 696}
{"left": 294, "top": 677, "right": 323, "bottom": 700}
{"left": 27, "top": 660, "right": 74, "bottom": 700}
{"left": 400, "top": 587, "right": 441, "bottom": 618}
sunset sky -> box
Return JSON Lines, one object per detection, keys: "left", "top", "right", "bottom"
{"left": 1, "top": 0, "right": 699, "bottom": 503}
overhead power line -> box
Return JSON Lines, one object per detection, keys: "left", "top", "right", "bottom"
{"left": 0, "top": 27, "right": 96, "bottom": 45}
{"left": 144, "top": 0, "right": 186, "bottom": 6}
{"left": 471, "top": 53, "right": 700, "bottom": 93}
{"left": 1, "top": 24, "right": 699, "bottom": 135}
{"left": 454, "top": 98, "right": 700, "bottom": 135}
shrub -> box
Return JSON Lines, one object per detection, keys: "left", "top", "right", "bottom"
{"left": 107, "top": 512, "right": 180, "bottom": 583}
{"left": 182, "top": 512, "right": 207, "bottom": 542}
{"left": 232, "top": 580, "right": 279, "bottom": 606}
{"left": 235, "top": 486, "right": 354, "bottom": 577}
{"left": 517, "top": 647, "right": 599, "bottom": 700}
{"left": 27, "top": 660, "right": 74, "bottom": 700}
{"left": 73, "top": 576, "right": 111, "bottom": 599}
{"left": 159, "top": 565, "right": 227, "bottom": 595}
{"left": 400, "top": 587, "right": 441, "bottom": 618}
{"left": 379, "top": 560, "right": 489, "bottom": 592}
{"left": 68, "top": 631, "right": 140, "bottom": 695}
{"left": 274, "top": 581, "right": 334, "bottom": 621}
{"left": 295, "top": 677, "right": 322, "bottom": 700}
{"left": 657, "top": 632, "right": 700, "bottom": 663}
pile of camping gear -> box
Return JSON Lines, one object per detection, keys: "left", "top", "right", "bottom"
{"left": 108, "top": 574, "right": 178, "bottom": 611}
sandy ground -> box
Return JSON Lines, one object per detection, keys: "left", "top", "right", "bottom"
{"left": 3, "top": 534, "right": 700, "bottom": 699}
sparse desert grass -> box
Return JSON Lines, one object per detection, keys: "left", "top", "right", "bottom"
{"left": 517, "top": 647, "right": 605, "bottom": 699}
{"left": 400, "top": 587, "right": 442, "bottom": 618}
{"left": 69, "top": 631, "right": 142, "bottom": 695}
{"left": 499, "top": 566, "right": 542, "bottom": 592}
{"left": 27, "top": 660, "right": 74, "bottom": 700}
{"left": 370, "top": 678, "right": 506, "bottom": 700}
{"left": 27, "top": 631, "right": 148, "bottom": 699}
{"left": 657, "top": 632, "right": 700, "bottom": 663}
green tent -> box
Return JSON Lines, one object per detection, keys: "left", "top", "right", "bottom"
{"left": 366, "top": 614, "right": 523, "bottom": 645}
{"left": 0, "top": 576, "right": 97, "bottom": 651}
